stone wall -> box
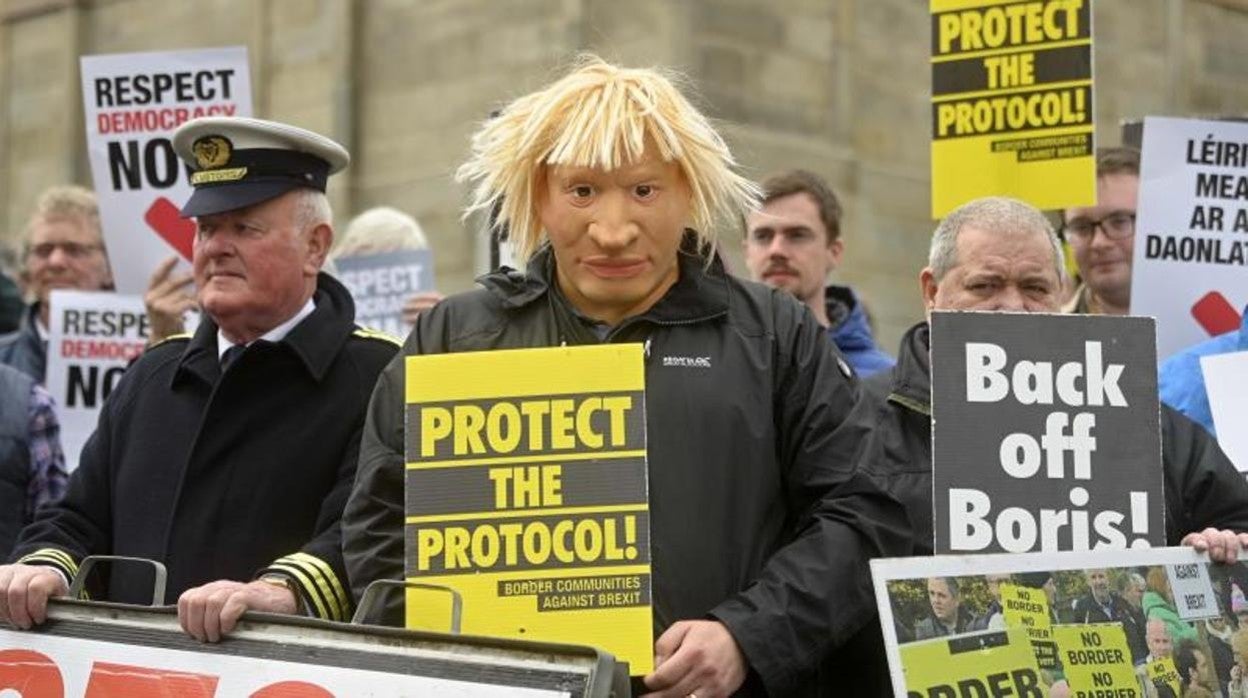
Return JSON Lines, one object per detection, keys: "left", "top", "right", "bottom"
{"left": 2, "top": 0, "right": 1247, "bottom": 349}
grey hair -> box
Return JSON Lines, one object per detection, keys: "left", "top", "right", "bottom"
{"left": 292, "top": 189, "right": 332, "bottom": 231}
{"left": 1115, "top": 573, "right": 1143, "bottom": 593}
{"left": 23, "top": 185, "right": 103, "bottom": 255}
{"left": 928, "top": 196, "right": 1065, "bottom": 283}
{"left": 330, "top": 206, "right": 428, "bottom": 260}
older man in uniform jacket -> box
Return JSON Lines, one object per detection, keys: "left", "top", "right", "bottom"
{"left": 0, "top": 117, "right": 398, "bottom": 642}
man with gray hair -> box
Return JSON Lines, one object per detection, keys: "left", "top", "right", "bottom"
{"left": 0, "top": 185, "right": 114, "bottom": 382}
{"left": 0, "top": 117, "right": 398, "bottom": 644}
{"left": 860, "top": 195, "right": 1248, "bottom": 558}
{"left": 329, "top": 206, "right": 444, "bottom": 329}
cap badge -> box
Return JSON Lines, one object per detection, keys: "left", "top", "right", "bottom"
{"left": 192, "top": 135, "right": 233, "bottom": 170}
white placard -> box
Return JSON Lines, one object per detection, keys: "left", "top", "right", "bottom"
{"left": 333, "top": 249, "right": 434, "bottom": 338}
{"left": 1164, "top": 561, "right": 1219, "bottom": 620}
{"left": 1201, "top": 349, "right": 1248, "bottom": 471}
{"left": 871, "top": 546, "right": 1222, "bottom": 697}
{"left": 46, "top": 290, "right": 148, "bottom": 472}
{"left": 80, "top": 47, "right": 253, "bottom": 293}
{"left": 1132, "top": 116, "right": 1248, "bottom": 359}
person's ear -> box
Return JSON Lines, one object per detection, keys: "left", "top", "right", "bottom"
{"left": 827, "top": 237, "right": 844, "bottom": 270}
{"left": 920, "top": 267, "right": 938, "bottom": 315}
{"left": 305, "top": 224, "right": 333, "bottom": 275}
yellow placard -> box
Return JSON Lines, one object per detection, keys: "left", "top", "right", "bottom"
{"left": 902, "top": 627, "right": 1044, "bottom": 696}
{"left": 1000, "top": 583, "right": 1057, "bottom": 668}
{"left": 929, "top": 0, "right": 1096, "bottom": 218}
{"left": 1053, "top": 624, "right": 1139, "bottom": 696}
{"left": 1147, "top": 656, "right": 1181, "bottom": 696}
{"left": 403, "top": 344, "right": 653, "bottom": 674}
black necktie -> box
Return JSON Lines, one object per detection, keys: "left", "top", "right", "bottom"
{"left": 220, "top": 344, "right": 246, "bottom": 371}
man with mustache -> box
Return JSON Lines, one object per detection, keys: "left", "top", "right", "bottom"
{"left": 0, "top": 117, "right": 398, "bottom": 643}
{"left": 743, "top": 169, "right": 893, "bottom": 377}
{"left": 0, "top": 186, "right": 114, "bottom": 383}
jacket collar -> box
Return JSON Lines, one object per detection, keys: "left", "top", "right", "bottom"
{"left": 172, "top": 272, "right": 355, "bottom": 387}
{"left": 825, "top": 284, "right": 879, "bottom": 351}
{"left": 888, "top": 320, "right": 932, "bottom": 415}
{"left": 476, "top": 231, "right": 730, "bottom": 325}
{"left": 20, "top": 302, "right": 42, "bottom": 343}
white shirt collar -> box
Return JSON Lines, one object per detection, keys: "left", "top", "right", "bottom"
{"left": 217, "top": 298, "right": 316, "bottom": 361}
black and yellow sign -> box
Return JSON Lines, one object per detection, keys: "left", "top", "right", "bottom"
{"left": 1147, "top": 656, "right": 1181, "bottom": 696}
{"left": 1053, "top": 624, "right": 1138, "bottom": 696}
{"left": 902, "top": 627, "right": 1044, "bottom": 697}
{"left": 404, "top": 344, "right": 652, "bottom": 673}
{"left": 1000, "top": 583, "right": 1057, "bottom": 669}
{"left": 930, "top": 0, "right": 1095, "bottom": 217}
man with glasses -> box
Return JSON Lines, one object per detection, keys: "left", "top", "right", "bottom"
{"left": 0, "top": 186, "right": 114, "bottom": 382}
{"left": 1060, "top": 147, "right": 1139, "bottom": 315}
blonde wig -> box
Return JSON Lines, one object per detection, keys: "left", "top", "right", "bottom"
{"left": 456, "top": 55, "right": 760, "bottom": 260}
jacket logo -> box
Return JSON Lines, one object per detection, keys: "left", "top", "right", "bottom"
{"left": 662, "top": 355, "right": 711, "bottom": 368}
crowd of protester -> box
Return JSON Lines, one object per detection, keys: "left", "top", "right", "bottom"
{"left": 0, "top": 56, "right": 1245, "bottom": 697}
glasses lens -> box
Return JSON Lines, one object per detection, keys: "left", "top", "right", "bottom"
{"left": 1105, "top": 213, "right": 1135, "bottom": 238}
{"left": 1065, "top": 220, "right": 1094, "bottom": 241}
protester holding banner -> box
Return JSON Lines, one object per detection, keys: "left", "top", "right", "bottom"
{"left": 1061, "top": 146, "right": 1139, "bottom": 316}
{"left": 861, "top": 195, "right": 1248, "bottom": 556}
{"left": 742, "top": 169, "right": 894, "bottom": 377}
{"left": 329, "top": 206, "right": 443, "bottom": 332}
{"left": 0, "top": 117, "right": 398, "bottom": 643}
{"left": 343, "top": 56, "right": 910, "bottom": 697}
{"left": 0, "top": 186, "right": 115, "bottom": 383}
{"left": 0, "top": 363, "right": 66, "bottom": 558}
{"left": 1070, "top": 568, "right": 1148, "bottom": 662}
{"left": 142, "top": 254, "right": 198, "bottom": 345}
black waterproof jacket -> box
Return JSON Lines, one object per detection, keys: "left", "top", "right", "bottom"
{"left": 11, "top": 274, "right": 398, "bottom": 621}
{"left": 343, "top": 241, "right": 911, "bottom": 696}
{"left": 862, "top": 321, "right": 1248, "bottom": 556}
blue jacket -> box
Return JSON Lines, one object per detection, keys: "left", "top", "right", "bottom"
{"left": 1159, "top": 309, "right": 1248, "bottom": 436}
{"left": 825, "top": 285, "right": 894, "bottom": 378}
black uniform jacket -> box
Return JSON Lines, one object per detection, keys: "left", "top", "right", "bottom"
{"left": 10, "top": 273, "right": 398, "bottom": 621}
{"left": 343, "top": 240, "right": 911, "bottom": 696}
{"left": 862, "top": 320, "right": 1248, "bottom": 556}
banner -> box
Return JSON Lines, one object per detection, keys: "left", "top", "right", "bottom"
{"left": 1165, "top": 561, "right": 1218, "bottom": 621}
{"left": 872, "top": 547, "right": 1230, "bottom": 697}
{"left": 333, "top": 249, "right": 434, "bottom": 339}
{"left": 46, "top": 291, "right": 147, "bottom": 472}
{"left": 930, "top": 311, "right": 1165, "bottom": 554}
{"left": 1051, "top": 624, "right": 1138, "bottom": 697}
{"left": 0, "top": 600, "right": 614, "bottom": 696}
{"left": 1000, "top": 583, "right": 1056, "bottom": 668}
{"left": 80, "top": 47, "right": 253, "bottom": 293}
{"left": 1133, "top": 116, "right": 1248, "bottom": 358}
{"left": 403, "top": 344, "right": 653, "bottom": 674}
{"left": 901, "top": 627, "right": 1044, "bottom": 698}
{"left": 1201, "top": 350, "right": 1248, "bottom": 471}
{"left": 929, "top": 0, "right": 1095, "bottom": 218}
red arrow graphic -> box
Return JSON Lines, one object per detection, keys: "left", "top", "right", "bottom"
{"left": 144, "top": 196, "right": 194, "bottom": 261}
{"left": 1191, "top": 291, "right": 1242, "bottom": 337}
